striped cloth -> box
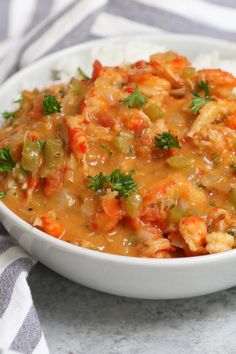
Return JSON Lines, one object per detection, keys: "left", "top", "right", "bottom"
{"left": 0, "top": 0, "right": 236, "bottom": 353}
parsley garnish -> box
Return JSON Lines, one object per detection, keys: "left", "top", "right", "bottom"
{"left": 198, "top": 80, "right": 209, "bottom": 97}
{"left": 37, "top": 140, "right": 46, "bottom": 149}
{"left": 190, "top": 80, "right": 215, "bottom": 114}
{"left": 87, "top": 169, "right": 137, "bottom": 198}
{"left": 230, "top": 164, "right": 236, "bottom": 169}
{"left": 14, "top": 96, "right": 24, "bottom": 104}
{"left": 123, "top": 86, "right": 148, "bottom": 108}
{"left": 87, "top": 172, "right": 107, "bottom": 192}
{"left": 0, "top": 146, "right": 15, "bottom": 172}
{"left": 190, "top": 92, "right": 215, "bottom": 114}
{"left": 2, "top": 111, "right": 15, "bottom": 120}
{"left": 107, "top": 169, "right": 137, "bottom": 198}
{"left": 0, "top": 191, "right": 6, "bottom": 199}
{"left": 43, "top": 94, "right": 61, "bottom": 115}
{"left": 77, "top": 67, "right": 90, "bottom": 80}
{"left": 101, "top": 144, "right": 113, "bottom": 157}
{"left": 155, "top": 131, "right": 180, "bottom": 151}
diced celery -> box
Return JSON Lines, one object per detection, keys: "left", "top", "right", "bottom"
{"left": 114, "top": 131, "right": 134, "bottom": 154}
{"left": 21, "top": 139, "right": 42, "bottom": 172}
{"left": 122, "top": 193, "right": 142, "bottom": 218}
{"left": 69, "top": 77, "right": 86, "bottom": 96}
{"left": 64, "top": 78, "right": 87, "bottom": 115}
{"left": 169, "top": 205, "right": 184, "bottom": 224}
{"left": 166, "top": 155, "right": 194, "bottom": 169}
{"left": 44, "top": 139, "right": 64, "bottom": 170}
{"left": 144, "top": 103, "right": 163, "bottom": 121}
{"left": 200, "top": 173, "right": 223, "bottom": 188}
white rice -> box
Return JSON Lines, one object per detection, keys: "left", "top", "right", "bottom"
{"left": 8, "top": 43, "right": 236, "bottom": 111}
{"left": 193, "top": 50, "right": 236, "bottom": 77}
{"left": 53, "top": 44, "right": 236, "bottom": 82}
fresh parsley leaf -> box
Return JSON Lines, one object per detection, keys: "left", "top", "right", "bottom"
{"left": 198, "top": 80, "right": 209, "bottom": 97}
{"left": 155, "top": 131, "right": 180, "bottom": 151}
{"left": 101, "top": 144, "right": 113, "bottom": 157}
{"left": 107, "top": 169, "right": 137, "bottom": 198}
{"left": 37, "top": 140, "right": 46, "bottom": 149}
{"left": 2, "top": 111, "right": 15, "bottom": 120}
{"left": 230, "top": 164, "right": 236, "bottom": 169}
{"left": 87, "top": 169, "right": 137, "bottom": 197}
{"left": 77, "top": 67, "right": 90, "bottom": 80}
{"left": 190, "top": 92, "right": 215, "bottom": 114}
{"left": 0, "top": 191, "right": 6, "bottom": 199}
{"left": 14, "top": 96, "right": 24, "bottom": 104}
{"left": 87, "top": 172, "right": 107, "bottom": 192}
{"left": 0, "top": 146, "right": 15, "bottom": 172}
{"left": 43, "top": 94, "right": 61, "bottom": 115}
{"left": 123, "top": 86, "right": 148, "bottom": 108}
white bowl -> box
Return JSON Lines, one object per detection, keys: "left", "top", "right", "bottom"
{"left": 1, "top": 34, "right": 236, "bottom": 300}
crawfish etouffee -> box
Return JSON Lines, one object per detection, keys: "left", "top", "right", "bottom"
{"left": 1, "top": 51, "right": 236, "bottom": 258}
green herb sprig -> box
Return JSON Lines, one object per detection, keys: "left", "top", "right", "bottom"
{"left": 43, "top": 94, "right": 61, "bottom": 115}
{"left": 0, "top": 191, "right": 6, "bottom": 199}
{"left": 198, "top": 80, "right": 209, "bottom": 97}
{"left": 0, "top": 146, "right": 15, "bottom": 172}
{"left": 87, "top": 172, "right": 107, "bottom": 192}
{"left": 77, "top": 67, "right": 90, "bottom": 80}
{"left": 155, "top": 131, "right": 180, "bottom": 151}
{"left": 123, "top": 86, "right": 148, "bottom": 108}
{"left": 2, "top": 111, "right": 15, "bottom": 121}
{"left": 87, "top": 169, "right": 137, "bottom": 198}
{"left": 14, "top": 96, "right": 24, "bottom": 104}
{"left": 190, "top": 80, "right": 216, "bottom": 114}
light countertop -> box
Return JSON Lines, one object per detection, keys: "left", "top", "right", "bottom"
{"left": 28, "top": 263, "right": 236, "bottom": 354}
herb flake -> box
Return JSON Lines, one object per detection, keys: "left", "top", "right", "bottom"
{"left": 0, "top": 146, "right": 15, "bottom": 173}
{"left": 87, "top": 169, "right": 137, "bottom": 198}
{"left": 107, "top": 169, "right": 137, "bottom": 198}
{"left": 14, "top": 96, "right": 24, "bottom": 104}
{"left": 101, "top": 144, "right": 113, "bottom": 157}
{"left": 2, "top": 111, "right": 15, "bottom": 120}
{"left": 77, "top": 67, "right": 90, "bottom": 80}
{"left": 155, "top": 131, "right": 180, "bottom": 151}
{"left": 0, "top": 191, "right": 6, "bottom": 199}
{"left": 190, "top": 92, "right": 215, "bottom": 114}
{"left": 190, "top": 81, "right": 215, "bottom": 114}
{"left": 43, "top": 94, "right": 61, "bottom": 115}
{"left": 87, "top": 172, "right": 107, "bottom": 192}
{"left": 198, "top": 80, "right": 209, "bottom": 97}
{"left": 123, "top": 86, "right": 148, "bottom": 108}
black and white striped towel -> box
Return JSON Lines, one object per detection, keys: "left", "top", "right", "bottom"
{"left": 0, "top": 0, "right": 236, "bottom": 353}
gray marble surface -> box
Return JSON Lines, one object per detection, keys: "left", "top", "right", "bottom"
{"left": 28, "top": 263, "right": 236, "bottom": 354}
